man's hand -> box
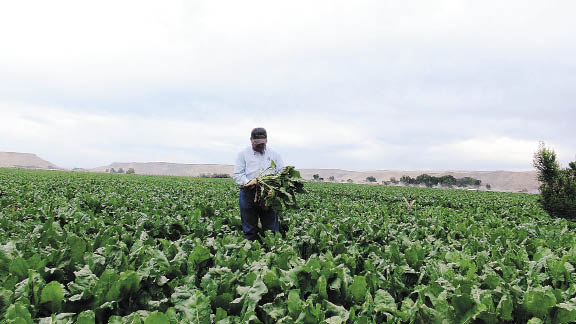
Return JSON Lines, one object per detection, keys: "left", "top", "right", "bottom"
{"left": 244, "top": 178, "right": 258, "bottom": 188}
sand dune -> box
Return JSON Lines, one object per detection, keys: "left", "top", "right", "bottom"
{"left": 0, "top": 152, "right": 62, "bottom": 170}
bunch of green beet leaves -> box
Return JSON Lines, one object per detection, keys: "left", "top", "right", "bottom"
{"left": 254, "top": 162, "right": 307, "bottom": 214}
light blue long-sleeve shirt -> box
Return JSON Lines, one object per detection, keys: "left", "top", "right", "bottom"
{"left": 233, "top": 146, "right": 284, "bottom": 186}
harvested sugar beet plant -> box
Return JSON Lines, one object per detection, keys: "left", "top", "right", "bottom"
{"left": 253, "top": 161, "right": 307, "bottom": 214}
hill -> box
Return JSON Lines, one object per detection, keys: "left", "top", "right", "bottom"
{"left": 92, "top": 162, "right": 539, "bottom": 193}
{"left": 91, "top": 162, "right": 234, "bottom": 177}
{"left": 0, "top": 152, "right": 62, "bottom": 170}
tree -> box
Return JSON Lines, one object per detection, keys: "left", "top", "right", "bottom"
{"left": 390, "top": 177, "right": 398, "bottom": 184}
{"left": 313, "top": 174, "right": 320, "bottom": 181}
{"left": 328, "top": 176, "right": 335, "bottom": 182}
{"left": 438, "top": 175, "right": 456, "bottom": 187}
{"left": 109, "top": 168, "right": 116, "bottom": 173}
{"left": 457, "top": 177, "right": 481, "bottom": 187}
{"left": 347, "top": 179, "right": 354, "bottom": 183}
{"left": 416, "top": 174, "right": 438, "bottom": 187}
{"left": 366, "top": 176, "right": 376, "bottom": 183}
{"left": 485, "top": 184, "right": 491, "bottom": 190}
{"left": 117, "top": 168, "right": 125, "bottom": 174}
{"left": 400, "top": 175, "right": 414, "bottom": 185}
{"left": 533, "top": 142, "right": 576, "bottom": 220}
{"left": 126, "top": 168, "right": 135, "bottom": 174}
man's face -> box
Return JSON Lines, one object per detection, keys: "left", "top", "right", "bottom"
{"left": 251, "top": 138, "right": 266, "bottom": 153}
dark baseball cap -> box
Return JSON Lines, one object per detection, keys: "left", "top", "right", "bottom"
{"left": 251, "top": 128, "right": 267, "bottom": 144}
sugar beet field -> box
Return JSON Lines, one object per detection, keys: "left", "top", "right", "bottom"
{"left": 1, "top": 169, "right": 575, "bottom": 324}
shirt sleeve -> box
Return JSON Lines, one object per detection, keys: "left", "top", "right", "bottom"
{"left": 233, "top": 151, "right": 248, "bottom": 186}
{"left": 273, "top": 152, "right": 285, "bottom": 173}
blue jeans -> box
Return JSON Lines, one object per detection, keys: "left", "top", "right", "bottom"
{"left": 239, "top": 188, "right": 279, "bottom": 240}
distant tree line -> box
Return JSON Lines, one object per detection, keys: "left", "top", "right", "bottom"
{"left": 106, "top": 168, "right": 135, "bottom": 174}
{"left": 312, "top": 173, "right": 483, "bottom": 188}
{"left": 311, "top": 174, "right": 356, "bottom": 183}
{"left": 399, "top": 174, "right": 481, "bottom": 188}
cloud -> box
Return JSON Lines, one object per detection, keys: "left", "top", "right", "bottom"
{"left": 0, "top": 102, "right": 379, "bottom": 168}
{"left": 0, "top": 102, "right": 230, "bottom": 166}
{"left": 2, "top": 102, "right": 574, "bottom": 170}
{"left": 428, "top": 136, "right": 574, "bottom": 170}
{"left": 2, "top": 0, "right": 576, "bottom": 92}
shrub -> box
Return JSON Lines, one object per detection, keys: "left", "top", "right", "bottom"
{"left": 199, "top": 173, "right": 231, "bottom": 178}
{"left": 533, "top": 143, "right": 576, "bottom": 220}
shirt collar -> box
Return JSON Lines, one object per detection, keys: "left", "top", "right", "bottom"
{"left": 252, "top": 147, "right": 267, "bottom": 155}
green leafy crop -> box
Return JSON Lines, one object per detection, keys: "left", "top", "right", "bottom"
{"left": 0, "top": 168, "right": 575, "bottom": 323}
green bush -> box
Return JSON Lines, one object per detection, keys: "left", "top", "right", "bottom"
{"left": 533, "top": 143, "right": 576, "bottom": 220}
{"left": 366, "top": 176, "right": 377, "bottom": 182}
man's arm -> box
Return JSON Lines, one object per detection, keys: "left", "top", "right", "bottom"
{"left": 233, "top": 152, "right": 249, "bottom": 186}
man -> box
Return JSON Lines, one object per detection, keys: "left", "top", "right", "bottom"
{"left": 233, "top": 127, "right": 285, "bottom": 240}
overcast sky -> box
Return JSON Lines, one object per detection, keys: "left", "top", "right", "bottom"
{"left": 1, "top": 0, "right": 574, "bottom": 170}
